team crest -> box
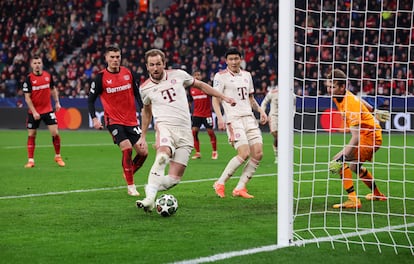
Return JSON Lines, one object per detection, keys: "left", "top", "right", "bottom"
{"left": 124, "top": 75, "right": 130, "bottom": 80}
{"left": 45, "top": 77, "right": 50, "bottom": 82}
{"left": 171, "top": 79, "right": 176, "bottom": 85}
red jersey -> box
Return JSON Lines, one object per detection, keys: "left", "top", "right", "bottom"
{"left": 88, "top": 66, "right": 142, "bottom": 126}
{"left": 190, "top": 87, "right": 213, "bottom": 118}
{"left": 22, "top": 71, "right": 54, "bottom": 114}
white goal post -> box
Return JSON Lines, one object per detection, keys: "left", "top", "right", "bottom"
{"left": 278, "top": 0, "right": 414, "bottom": 254}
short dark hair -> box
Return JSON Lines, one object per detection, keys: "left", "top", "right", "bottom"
{"left": 105, "top": 44, "right": 121, "bottom": 54}
{"left": 225, "top": 47, "right": 241, "bottom": 58}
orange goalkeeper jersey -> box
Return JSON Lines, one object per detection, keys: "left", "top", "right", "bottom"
{"left": 333, "top": 90, "right": 381, "bottom": 134}
{"left": 333, "top": 91, "right": 382, "bottom": 161}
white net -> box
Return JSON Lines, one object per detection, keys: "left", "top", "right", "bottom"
{"left": 291, "top": 0, "right": 414, "bottom": 254}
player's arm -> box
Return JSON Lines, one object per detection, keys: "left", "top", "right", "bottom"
{"left": 329, "top": 126, "right": 359, "bottom": 174}
{"left": 50, "top": 77, "right": 61, "bottom": 112}
{"left": 260, "top": 92, "right": 270, "bottom": 113}
{"left": 22, "top": 76, "right": 40, "bottom": 119}
{"left": 87, "top": 74, "right": 103, "bottom": 129}
{"left": 361, "top": 97, "right": 390, "bottom": 122}
{"left": 193, "top": 79, "right": 236, "bottom": 106}
{"left": 212, "top": 96, "right": 225, "bottom": 130}
{"left": 250, "top": 94, "right": 267, "bottom": 125}
{"left": 139, "top": 103, "right": 152, "bottom": 139}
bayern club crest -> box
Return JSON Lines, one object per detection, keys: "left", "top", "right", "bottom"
{"left": 171, "top": 79, "right": 176, "bottom": 85}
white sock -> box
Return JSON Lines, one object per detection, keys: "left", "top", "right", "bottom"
{"left": 144, "top": 184, "right": 158, "bottom": 202}
{"left": 149, "top": 153, "right": 169, "bottom": 178}
{"left": 235, "top": 158, "right": 259, "bottom": 190}
{"left": 217, "top": 156, "right": 244, "bottom": 184}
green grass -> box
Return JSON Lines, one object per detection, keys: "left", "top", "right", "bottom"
{"left": 0, "top": 129, "right": 413, "bottom": 263}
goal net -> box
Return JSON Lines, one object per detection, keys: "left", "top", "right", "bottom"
{"left": 278, "top": 0, "right": 414, "bottom": 254}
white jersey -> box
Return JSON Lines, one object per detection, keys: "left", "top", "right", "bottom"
{"left": 140, "top": 69, "right": 194, "bottom": 129}
{"left": 213, "top": 68, "right": 255, "bottom": 121}
{"left": 261, "top": 88, "right": 278, "bottom": 117}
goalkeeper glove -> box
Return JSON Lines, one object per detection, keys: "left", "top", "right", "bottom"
{"left": 374, "top": 109, "right": 390, "bottom": 122}
{"left": 329, "top": 155, "right": 344, "bottom": 175}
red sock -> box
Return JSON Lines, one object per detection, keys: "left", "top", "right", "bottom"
{"left": 207, "top": 129, "right": 217, "bottom": 151}
{"left": 192, "top": 130, "right": 200, "bottom": 152}
{"left": 133, "top": 154, "right": 148, "bottom": 173}
{"left": 122, "top": 148, "right": 134, "bottom": 185}
{"left": 27, "top": 136, "right": 35, "bottom": 159}
{"left": 52, "top": 135, "right": 61, "bottom": 155}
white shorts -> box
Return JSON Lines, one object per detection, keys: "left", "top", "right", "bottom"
{"left": 269, "top": 113, "right": 278, "bottom": 133}
{"left": 155, "top": 123, "right": 193, "bottom": 166}
{"left": 226, "top": 115, "right": 263, "bottom": 149}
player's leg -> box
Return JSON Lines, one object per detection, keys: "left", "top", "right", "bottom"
{"left": 191, "top": 127, "right": 201, "bottom": 159}
{"left": 332, "top": 161, "right": 361, "bottom": 209}
{"left": 358, "top": 137, "right": 387, "bottom": 201}
{"left": 25, "top": 129, "right": 37, "bottom": 168}
{"left": 191, "top": 116, "right": 202, "bottom": 159}
{"left": 45, "top": 112, "right": 65, "bottom": 167}
{"left": 214, "top": 121, "right": 247, "bottom": 198}
{"left": 233, "top": 133, "right": 263, "bottom": 198}
{"left": 25, "top": 113, "right": 39, "bottom": 168}
{"left": 205, "top": 117, "right": 218, "bottom": 159}
{"left": 269, "top": 114, "right": 278, "bottom": 163}
{"left": 130, "top": 126, "right": 148, "bottom": 174}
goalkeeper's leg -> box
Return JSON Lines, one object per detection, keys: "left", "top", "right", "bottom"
{"left": 332, "top": 163, "right": 361, "bottom": 209}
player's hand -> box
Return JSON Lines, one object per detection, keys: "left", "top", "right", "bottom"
{"left": 33, "top": 112, "right": 40, "bottom": 120}
{"left": 224, "top": 96, "right": 236, "bottom": 106}
{"left": 329, "top": 160, "right": 342, "bottom": 175}
{"left": 259, "top": 112, "right": 268, "bottom": 125}
{"left": 374, "top": 109, "right": 390, "bottom": 122}
{"left": 92, "top": 118, "right": 103, "bottom": 130}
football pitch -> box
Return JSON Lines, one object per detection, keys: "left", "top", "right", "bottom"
{"left": 0, "top": 129, "right": 412, "bottom": 263}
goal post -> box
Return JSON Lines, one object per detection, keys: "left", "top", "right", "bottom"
{"left": 277, "top": 0, "right": 295, "bottom": 247}
{"left": 278, "top": 0, "right": 414, "bottom": 254}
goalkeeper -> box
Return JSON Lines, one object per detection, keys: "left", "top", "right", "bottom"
{"left": 326, "top": 69, "right": 387, "bottom": 209}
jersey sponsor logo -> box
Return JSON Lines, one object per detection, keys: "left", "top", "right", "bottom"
{"left": 32, "top": 83, "right": 50, "bottom": 91}
{"left": 192, "top": 95, "right": 208, "bottom": 100}
{"left": 106, "top": 83, "right": 131, "bottom": 93}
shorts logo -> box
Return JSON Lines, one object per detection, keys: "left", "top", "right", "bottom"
{"left": 161, "top": 138, "right": 168, "bottom": 143}
{"left": 112, "top": 129, "right": 119, "bottom": 136}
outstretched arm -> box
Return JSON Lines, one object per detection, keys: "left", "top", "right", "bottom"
{"left": 193, "top": 79, "right": 236, "bottom": 106}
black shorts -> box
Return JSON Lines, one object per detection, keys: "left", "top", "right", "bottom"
{"left": 107, "top": 124, "right": 142, "bottom": 145}
{"left": 192, "top": 116, "right": 214, "bottom": 129}
{"left": 26, "top": 111, "right": 58, "bottom": 129}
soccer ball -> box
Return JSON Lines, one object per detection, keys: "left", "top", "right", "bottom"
{"left": 155, "top": 194, "right": 178, "bottom": 217}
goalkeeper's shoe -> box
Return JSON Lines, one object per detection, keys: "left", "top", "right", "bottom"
{"left": 232, "top": 188, "right": 254, "bottom": 199}
{"left": 333, "top": 197, "right": 361, "bottom": 209}
{"left": 127, "top": 184, "right": 140, "bottom": 197}
{"left": 24, "top": 161, "right": 35, "bottom": 168}
{"left": 365, "top": 193, "right": 387, "bottom": 201}
{"left": 213, "top": 182, "right": 225, "bottom": 198}
{"left": 136, "top": 198, "right": 155, "bottom": 212}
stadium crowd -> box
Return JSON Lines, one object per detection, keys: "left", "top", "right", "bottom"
{"left": 0, "top": 0, "right": 412, "bottom": 100}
